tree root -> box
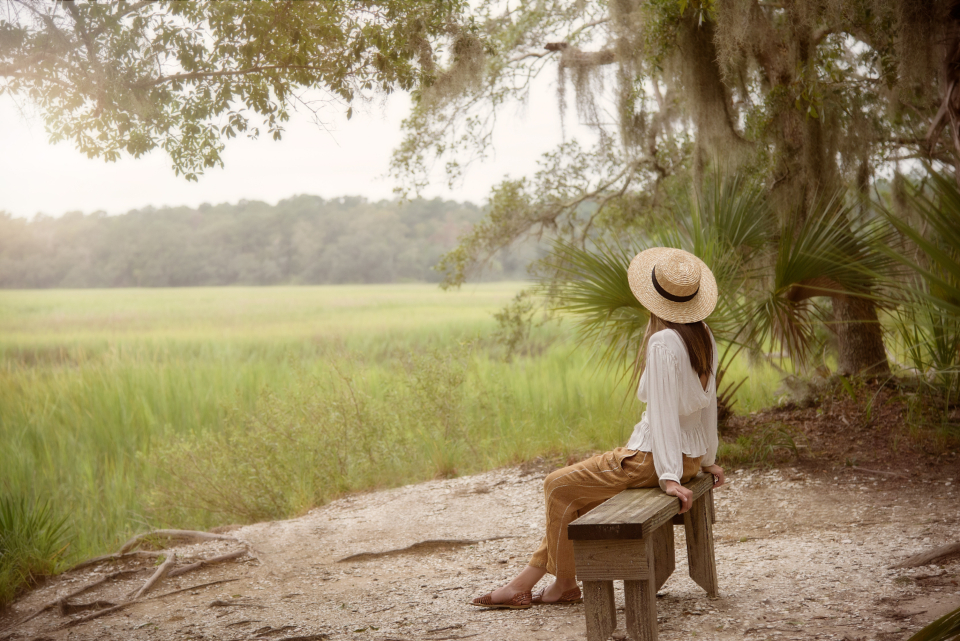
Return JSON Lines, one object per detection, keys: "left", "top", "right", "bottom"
{"left": 67, "top": 550, "right": 162, "bottom": 572}
{"left": 59, "top": 578, "right": 245, "bottom": 628}
{"left": 119, "top": 529, "right": 238, "bottom": 554}
{"left": 63, "top": 602, "right": 129, "bottom": 627}
{"left": 5, "top": 527, "right": 253, "bottom": 635}
{"left": 3, "top": 569, "right": 145, "bottom": 630}
{"left": 57, "top": 600, "right": 116, "bottom": 615}
{"left": 167, "top": 550, "right": 246, "bottom": 577}
{"left": 130, "top": 553, "right": 176, "bottom": 600}
{"left": 892, "top": 542, "right": 960, "bottom": 568}
{"left": 150, "top": 577, "right": 242, "bottom": 600}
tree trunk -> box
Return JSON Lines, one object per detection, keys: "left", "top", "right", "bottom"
{"left": 675, "top": 9, "right": 750, "bottom": 165}
{"left": 833, "top": 294, "right": 890, "bottom": 377}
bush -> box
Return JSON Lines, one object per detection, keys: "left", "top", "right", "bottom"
{"left": 0, "top": 495, "right": 70, "bottom": 607}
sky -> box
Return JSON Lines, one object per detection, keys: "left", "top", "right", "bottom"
{"left": 0, "top": 74, "right": 595, "bottom": 219}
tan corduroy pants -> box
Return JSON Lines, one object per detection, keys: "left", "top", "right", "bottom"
{"left": 528, "top": 447, "right": 702, "bottom": 579}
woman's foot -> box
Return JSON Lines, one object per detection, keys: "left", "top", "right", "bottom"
{"left": 470, "top": 565, "right": 547, "bottom": 609}
{"left": 530, "top": 580, "right": 581, "bottom": 604}
{"left": 470, "top": 586, "right": 531, "bottom": 609}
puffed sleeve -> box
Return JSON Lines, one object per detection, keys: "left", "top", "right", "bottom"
{"left": 646, "top": 338, "right": 683, "bottom": 491}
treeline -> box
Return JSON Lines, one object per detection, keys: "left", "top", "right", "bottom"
{"left": 0, "top": 196, "right": 532, "bottom": 287}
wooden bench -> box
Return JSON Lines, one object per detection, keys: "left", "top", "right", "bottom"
{"left": 567, "top": 473, "right": 718, "bottom": 641}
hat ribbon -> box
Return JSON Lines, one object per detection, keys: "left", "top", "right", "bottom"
{"left": 651, "top": 267, "right": 699, "bottom": 303}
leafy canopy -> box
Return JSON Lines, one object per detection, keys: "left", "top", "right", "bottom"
{"left": 0, "top": 0, "right": 467, "bottom": 179}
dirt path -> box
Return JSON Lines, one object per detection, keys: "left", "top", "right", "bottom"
{"left": 2, "top": 464, "right": 958, "bottom": 641}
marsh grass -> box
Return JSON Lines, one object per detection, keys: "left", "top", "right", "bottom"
{"left": 0, "top": 284, "right": 780, "bottom": 575}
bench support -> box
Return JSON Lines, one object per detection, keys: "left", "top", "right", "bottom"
{"left": 624, "top": 536, "right": 659, "bottom": 641}
{"left": 652, "top": 522, "right": 674, "bottom": 591}
{"left": 582, "top": 580, "right": 617, "bottom": 641}
{"left": 683, "top": 488, "right": 718, "bottom": 597}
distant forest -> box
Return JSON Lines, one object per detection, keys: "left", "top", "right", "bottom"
{"left": 0, "top": 196, "right": 534, "bottom": 288}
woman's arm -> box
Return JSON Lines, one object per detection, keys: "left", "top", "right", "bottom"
{"left": 700, "top": 328, "right": 723, "bottom": 489}
{"left": 645, "top": 337, "right": 684, "bottom": 492}
{"left": 699, "top": 393, "right": 723, "bottom": 488}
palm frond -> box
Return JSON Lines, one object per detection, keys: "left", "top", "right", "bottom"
{"left": 881, "top": 170, "right": 960, "bottom": 319}
{"left": 906, "top": 604, "right": 960, "bottom": 641}
{"left": 547, "top": 238, "right": 651, "bottom": 384}
{"left": 543, "top": 172, "right": 778, "bottom": 398}
{"left": 697, "top": 172, "right": 774, "bottom": 256}
{"left": 748, "top": 191, "right": 899, "bottom": 370}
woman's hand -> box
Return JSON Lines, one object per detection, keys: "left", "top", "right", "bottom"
{"left": 702, "top": 464, "right": 725, "bottom": 489}
{"left": 663, "top": 480, "right": 693, "bottom": 514}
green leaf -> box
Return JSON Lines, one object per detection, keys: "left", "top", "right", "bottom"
{"left": 906, "top": 605, "right": 960, "bottom": 641}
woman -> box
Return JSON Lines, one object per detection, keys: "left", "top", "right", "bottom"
{"left": 471, "top": 247, "right": 726, "bottom": 609}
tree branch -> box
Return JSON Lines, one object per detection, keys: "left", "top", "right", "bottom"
{"left": 509, "top": 50, "right": 553, "bottom": 63}
{"left": 132, "top": 64, "right": 336, "bottom": 88}
{"left": 89, "top": 0, "right": 156, "bottom": 38}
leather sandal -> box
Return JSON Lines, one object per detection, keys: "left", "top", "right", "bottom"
{"left": 470, "top": 590, "right": 532, "bottom": 609}
{"left": 531, "top": 587, "right": 583, "bottom": 605}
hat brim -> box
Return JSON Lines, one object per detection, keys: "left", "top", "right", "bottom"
{"left": 627, "top": 247, "right": 718, "bottom": 324}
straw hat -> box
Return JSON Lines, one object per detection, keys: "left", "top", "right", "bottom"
{"left": 627, "top": 247, "right": 717, "bottom": 324}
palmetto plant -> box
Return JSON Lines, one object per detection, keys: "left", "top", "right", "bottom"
{"left": 747, "top": 193, "right": 899, "bottom": 372}
{"left": 880, "top": 170, "right": 960, "bottom": 411}
{"left": 907, "top": 605, "right": 960, "bottom": 641}
{"left": 545, "top": 174, "right": 773, "bottom": 411}
{"left": 544, "top": 173, "right": 898, "bottom": 410}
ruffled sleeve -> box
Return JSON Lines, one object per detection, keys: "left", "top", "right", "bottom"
{"left": 645, "top": 337, "right": 684, "bottom": 491}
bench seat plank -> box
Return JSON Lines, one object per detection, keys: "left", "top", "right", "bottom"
{"left": 568, "top": 473, "right": 713, "bottom": 541}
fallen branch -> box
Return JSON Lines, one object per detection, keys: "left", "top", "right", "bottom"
{"left": 892, "top": 542, "right": 960, "bottom": 568}
{"left": 130, "top": 553, "right": 176, "bottom": 600}
{"left": 119, "top": 529, "right": 238, "bottom": 554}
{"left": 167, "top": 550, "right": 246, "bottom": 577}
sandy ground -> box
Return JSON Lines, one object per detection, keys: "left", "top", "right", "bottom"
{"left": 2, "top": 464, "right": 959, "bottom": 641}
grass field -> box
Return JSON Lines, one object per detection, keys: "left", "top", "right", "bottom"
{"left": 0, "top": 284, "right": 781, "bottom": 572}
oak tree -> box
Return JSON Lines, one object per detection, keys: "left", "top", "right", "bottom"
{"left": 0, "top": 0, "right": 467, "bottom": 180}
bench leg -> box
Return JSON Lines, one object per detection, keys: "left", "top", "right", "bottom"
{"left": 683, "top": 488, "right": 718, "bottom": 597}
{"left": 582, "top": 580, "right": 616, "bottom": 641}
{"left": 652, "top": 523, "right": 675, "bottom": 591}
{"left": 624, "top": 536, "right": 658, "bottom": 641}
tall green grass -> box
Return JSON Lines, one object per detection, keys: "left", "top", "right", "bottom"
{"left": 0, "top": 495, "right": 69, "bottom": 605}
{"left": 0, "top": 284, "right": 780, "bottom": 581}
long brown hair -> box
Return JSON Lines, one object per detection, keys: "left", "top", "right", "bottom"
{"left": 638, "top": 314, "right": 714, "bottom": 379}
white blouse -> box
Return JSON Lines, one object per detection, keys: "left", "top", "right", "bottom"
{"left": 624, "top": 328, "right": 718, "bottom": 490}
